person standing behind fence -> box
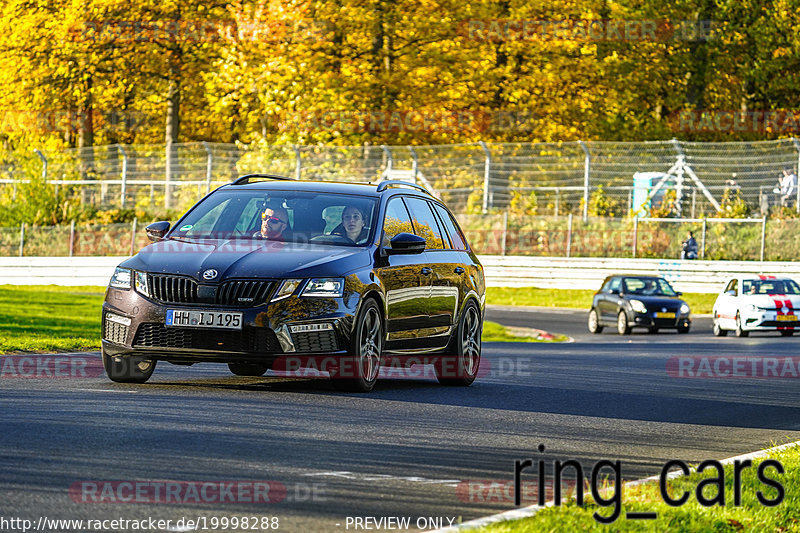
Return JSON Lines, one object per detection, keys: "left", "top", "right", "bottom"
{"left": 780, "top": 168, "right": 797, "bottom": 207}
{"left": 681, "top": 231, "right": 698, "bottom": 260}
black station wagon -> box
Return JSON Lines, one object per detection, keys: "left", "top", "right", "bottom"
{"left": 102, "top": 176, "right": 485, "bottom": 392}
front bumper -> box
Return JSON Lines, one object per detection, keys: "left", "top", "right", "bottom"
{"left": 741, "top": 310, "right": 799, "bottom": 330}
{"left": 630, "top": 311, "right": 691, "bottom": 329}
{"left": 102, "top": 286, "right": 357, "bottom": 364}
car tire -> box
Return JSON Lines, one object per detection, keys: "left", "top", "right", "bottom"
{"left": 228, "top": 362, "right": 270, "bottom": 376}
{"left": 648, "top": 326, "right": 659, "bottom": 334}
{"left": 735, "top": 313, "right": 749, "bottom": 337}
{"left": 617, "top": 311, "right": 631, "bottom": 335}
{"left": 780, "top": 330, "right": 794, "bottom": 337}
{"left": 102, "top": 347, "right": 156, "bottom": 384}
{"left": 436, "top": 301, "right": 482, "bottom": 386}
{"left": 712, "top": 319, "right": 728, "bottom": 337}
{"left": 588, "top": 309, "right": 603, "bottom": 334}
{"left": 332, "top": 298, "right": 383, "bottom": 392}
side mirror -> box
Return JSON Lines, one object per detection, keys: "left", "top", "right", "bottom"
{"left": 609, "top": 289, "right": 620, "bottom": 295}
{"left": 146, "top": 221, "right": 171, "bottom": 242}
{"left": 725, "top": 290, "right": 736, "bottom": 297}
{"left": 676, "top": 291, "right": 683, "bottom": 296}
{"left": 387, "top": 233, "right": 426, "bottom": 255}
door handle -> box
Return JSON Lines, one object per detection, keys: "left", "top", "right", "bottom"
{"left": 421, "top": 267, "right": 433, "bottom": 275}
{"left": 454, "top": 267, "right": 465, "bottom": 274}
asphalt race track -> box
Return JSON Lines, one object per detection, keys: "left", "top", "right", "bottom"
{"left": 2, "top": 306, "right": 800, "bottom": 532}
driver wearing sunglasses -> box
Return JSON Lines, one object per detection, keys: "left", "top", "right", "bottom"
{"left": 258, "top": 206, "right": 291, "bottom": 241}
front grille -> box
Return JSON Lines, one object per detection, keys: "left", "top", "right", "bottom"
{"left": 292, "top": 330, "right": 339, "bottom": 352}
{"left": 133, "top": 323, "right": 281, "bottom": 353}
{"left": 149, "top": 274, "right": 198, "bottom": 304}
{"left": 103, "top": 320, "right": 128, "bottom": 344}
{"left": 217, "top": 280, "right": 273, "bottom": 307}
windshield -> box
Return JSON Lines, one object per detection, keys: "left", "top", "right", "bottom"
{"left": 170, "top": 190, "right": 378, "bottom": 247}
{"left": 622, "top": 277, "right": 678, "bottom": 297}
{"left": 742, "top": 279, "right": 800, "bottom": 295}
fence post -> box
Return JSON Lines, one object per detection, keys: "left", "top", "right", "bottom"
{"left": 478, "top": 141, "right": 491, "bottom": 214}
{"left": 294, "top": 145, "right": 301, "bottom": 180}
{"left": 33, "top": 149, "right": 47, "bottom": 180}
{"left": 632, "top": 216, "right": 638, "bottom": 258}
{"left": 19, "top": 223, "right": 25, "bottom": 257}
{"left": 130, "top": 218, "right": 138, "bottom": 256}
{"left": 555, "top": 188, "right": 560, "bottom": 216}
{"left": 793, "top": 138, "right": 800, "bottom": 213}
{"left": 578, "top": 140, "right": 590, "bottom": 223}
{"left": 760, "top": 216, "right": 767, "bottom": 261}
{"left": 381, "top": 145, "right": 393, "bottom": 177}
{"left": 164, "top": 143, "right": 172, "bottom": 210}
{"left": 501, "top": 212, "right": 508, "bottom": 256}
{"left": 118, "top": 145, "right": 128, "bottom": 207}
{"left": 700, "top": 218, "right": 706, "bottom": 259}
{"left": 69, "top": 220, "right": 75, "bottom": 257}
{"left": 566, "top": 213, "right": 573, "bottom": 258}
{"left": 409, "top": 146, "right": 419, "bottom": 184}
{"left": 202, "top": 141, "right": 212, "bottom": 193}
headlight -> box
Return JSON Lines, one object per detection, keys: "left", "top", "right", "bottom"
{"left": 134, "top": 271, "right": 150, "bottom": 297}
{"left": 302, "top": 278, "right": 345, "bottom": 297}
{"left": 630, "top": 299, "right": 647, "bottom": 313}
{"left": 271, "top": 279, "right": 303, "bottom": 302}
{"left": 680, "top": 303, "right": 690, "bottom": 315}
{"left": 109, "top": 267, "right": 131, "bottom": 289}
{"left": 745, "top": 303, "right": 759, "bottom": 313}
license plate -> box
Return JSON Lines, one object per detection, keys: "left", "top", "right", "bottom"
{"left": 777, "top": 315, "right": 797, "bottom": 322}
{"left": 166, "top": 310, "right": 243, "bottom": 330}
{"left": 655, "top": 312, "right": 675, "bottom": 319}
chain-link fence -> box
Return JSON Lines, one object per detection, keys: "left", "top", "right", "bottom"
{"left": 3, "top": 215, "right": 799, "bottom": 261}
{"left": 1, "top": 139, "right": 799, "bottom": 217}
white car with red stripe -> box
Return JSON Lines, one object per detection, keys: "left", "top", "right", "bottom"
{"left": 712, "top": 276, "right": 800, "bottom": 337}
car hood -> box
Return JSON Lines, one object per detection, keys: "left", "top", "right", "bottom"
{"left": 120, "top": 238, "right": 372, "bottom": 280}
{"left": 739, "top": 294, "right": 800, "bottom": 309}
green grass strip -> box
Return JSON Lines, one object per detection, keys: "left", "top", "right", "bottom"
{"left": 487, "top": 287, "right": 718, "bottom": 315}
{"left": 0, "top": 285, "right": 105, "bottom": 353}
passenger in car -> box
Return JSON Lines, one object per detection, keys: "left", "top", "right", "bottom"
{"left": 333, "top": 206, "right": 369, "bottom": 243}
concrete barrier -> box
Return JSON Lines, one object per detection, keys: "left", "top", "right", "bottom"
{"left": 2, "top": 255, "right": 800, "bottom": 294}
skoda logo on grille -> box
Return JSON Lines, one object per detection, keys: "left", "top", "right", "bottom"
{"left": 662, "top": 307, "right": 667, "bottom": 312}
{"left": 202, "top": 269, "right": 218, "bottom": 280}
{"left": 783, "top": 306, "right": 789, "bottom": 313}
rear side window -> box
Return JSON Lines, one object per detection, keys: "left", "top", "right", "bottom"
{"left": 381, "top": 198, "right": 415, "bottom": 246}
{"left": 432, "top": 203, "right": 468, "bottom": 251}
{"left": 404, "top": 197, "right": 445, "bottom": 250}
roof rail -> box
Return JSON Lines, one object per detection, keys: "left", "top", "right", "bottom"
{"left": 376, "top": 180, "right": 432, "bottom": 195}
{"left": 231, "top": 174, "right": 295, "bottom": 185}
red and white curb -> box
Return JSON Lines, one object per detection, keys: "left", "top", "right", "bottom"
{"left": 429, "top": 439, "right": 800, "bottom": 532}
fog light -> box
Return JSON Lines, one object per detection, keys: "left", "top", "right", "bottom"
{"left": 289, "top": 323, "right": 333, "bottom": 333}
{"left": 105, "top": 313, "right": 131, "bottom": 326}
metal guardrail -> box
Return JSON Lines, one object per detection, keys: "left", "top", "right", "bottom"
{"left": 3, "top": 255, "right": 800, "bottom": 294}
